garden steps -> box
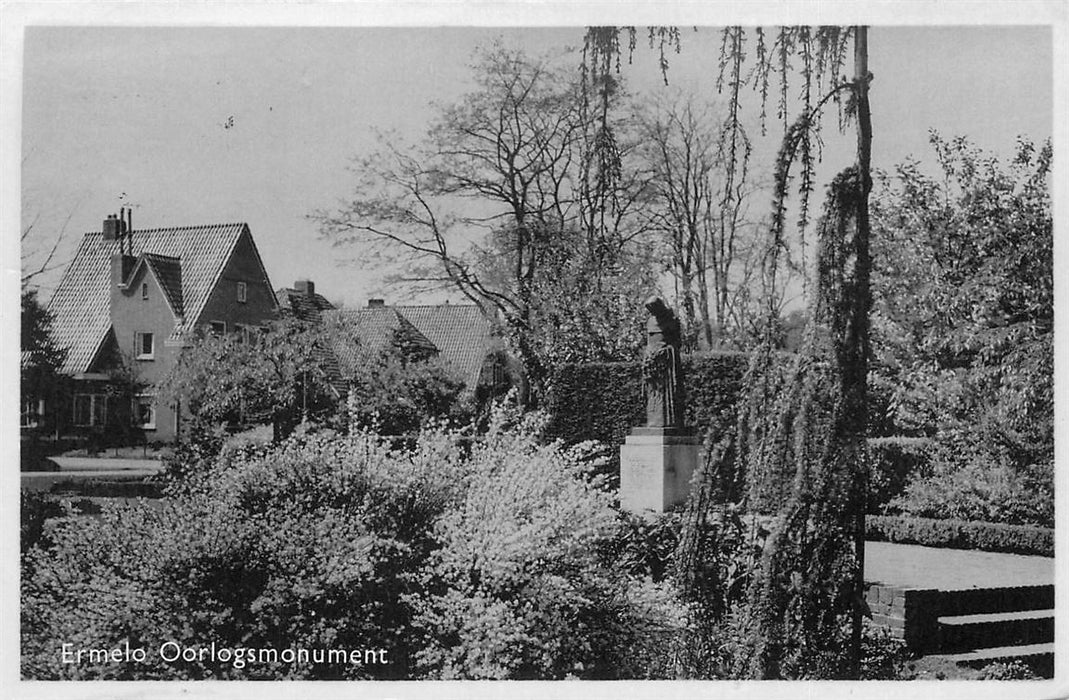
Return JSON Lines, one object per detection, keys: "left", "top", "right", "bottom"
{"left": 936, "top": 609, "right": 1054, "bottom": 653}
{"left": 865, "top": 582, "right": 1054, "bottom": 678}
{"left": 864, "top": 543, "right": 1053, "bottom": 678}
{"left": 925, "top": 642, "right": 1054, "bottom": 678}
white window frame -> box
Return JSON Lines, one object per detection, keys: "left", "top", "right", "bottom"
{"left": 73, "top": 393, "right": 108, "bottom": 427}
{"left": 237, "top": 281, "right": 248, "bottom": 303}
{"left": 133, "top": 394, "right": 157, "bottom": 430}
{"left": 135, "top": 331, "right": 154, "bottom": 360}
{"left": 21, "top": 397, "right": 44, "bottom": 428}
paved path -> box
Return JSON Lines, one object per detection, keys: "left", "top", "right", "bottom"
{"left": 49, "top": 456, "right": 163, "bottom": 472}
{"left": 865, "top": 541, "right": 1053, "bottom": 590}
{"left": 21, "top": 457, "right": 164, "bottom": 493}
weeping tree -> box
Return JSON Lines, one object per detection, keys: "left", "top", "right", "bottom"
{"left": 583, "top": 26, "right": 873, "bottom": 678}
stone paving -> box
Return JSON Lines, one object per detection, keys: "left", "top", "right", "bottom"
{"left": 864, "top": 541, "right": 1054, "bottom": 590}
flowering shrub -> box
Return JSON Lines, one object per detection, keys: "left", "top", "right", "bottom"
{"left": 409, "top": 402, "right": 685, "bottom": 679}
{"left": 22, "top": 428, "right": 468, "bottom": 680}
{"left": 22, "top": 401, "right": 682, "bottom": 680}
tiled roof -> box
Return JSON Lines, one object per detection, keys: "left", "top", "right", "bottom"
{"left": 395, "top": 304, "right": 498, "bottom": 389}
{"left": 49, "top": 223, "right": 251, "bottom": 375}
{"left": 321, "top": 307, "right": 438, "bottom": 376}
{"left": 277, "top": 287, "right": 336, "bottom": 322}
{"left": 142, "top": 253, "right": 184, "bottom": 317}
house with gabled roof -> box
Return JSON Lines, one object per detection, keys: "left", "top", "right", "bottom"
{"left": 393, "top": 303, "right": 510, "bottom": 394}
{"left": 276, "top": 282, "right": 517, "bottom": 403}
{"left": 44, "top": 212, "right": 279, "bottom": 443}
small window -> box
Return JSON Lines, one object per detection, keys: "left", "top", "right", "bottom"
{"left": 141, "top": 282, "right": 149, "bottom": 300}
{"left": 133, "top": 395, "right": 156, "bottom": 430}
{"left": 209, "top": 321, "right": 227, "bottom": 335}
{"left": 73, "top": 394, "right": 107, "bottom": 427}
{"left": 21, "top": 398, "right": 44, "bottom": 428}
{"left": 135, "top": 331, "right": 154, "bottom": 360}
{"left": 237, "top": 281, "right": 248, "bottom": 303}
{"left": 235, "top": 323, "right": 257, "bottom": 345}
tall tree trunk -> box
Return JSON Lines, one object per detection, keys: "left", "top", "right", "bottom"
{"left": 848, "top": 24, "right": 873, "bottom": 678}
{"left": 695, "top": 259, "right": 715, "bottom": 349}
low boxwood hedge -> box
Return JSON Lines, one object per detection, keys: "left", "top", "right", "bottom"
{"left": 866, "top": 514, "right": 1053, "bottom": 557}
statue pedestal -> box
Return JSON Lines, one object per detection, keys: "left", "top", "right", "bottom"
{"left": 619, "top": 427, "right": 699, "bottom": 514}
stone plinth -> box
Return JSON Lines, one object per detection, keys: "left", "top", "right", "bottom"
{"left": 619, "top": 427, "right": 699, "bottom": 513}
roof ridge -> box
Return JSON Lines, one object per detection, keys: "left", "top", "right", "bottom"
{"left": 82, "top": 222, "right": 247, "bottom": 237}
{"left": 394, "top": 303, "right": 480, "bottom": 307}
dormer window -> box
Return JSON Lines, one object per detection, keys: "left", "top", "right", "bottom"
{"left": 141, "top": 282, "right": 149, "bottom": 300}
{"left": 135, "top": 331, "right": 154, "bottom": 360}
{"left": 237, "top": 281, "right": 247, "bottom": 303}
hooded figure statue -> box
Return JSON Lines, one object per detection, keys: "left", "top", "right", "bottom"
{"left": 642, "top": 296, "right": 685, "bottom": 429}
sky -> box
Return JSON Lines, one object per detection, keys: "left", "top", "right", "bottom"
{"left": 17, "top": 23, "right": 1055, "bottom": 308}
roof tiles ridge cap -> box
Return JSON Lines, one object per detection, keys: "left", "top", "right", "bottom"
{"left": 102, "top": 222, "right": 248, "bottom": 234}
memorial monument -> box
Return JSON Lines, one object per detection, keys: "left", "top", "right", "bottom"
{"left": 619, "top": 296, "right": 700, "bottom": 513}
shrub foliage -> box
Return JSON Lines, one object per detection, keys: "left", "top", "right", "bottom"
{"left": 21, "top": 402, "right": 683, "bottom": 680}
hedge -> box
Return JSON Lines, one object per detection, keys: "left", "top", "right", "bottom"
{"left": 866, "top": 514, "right": 1053, "bottom": 557}
{"left": 544, "top": 355, "right": 934, "bottom": 510}
{"left": 544, "top": 351, "right": 749, "bottom": 455}
{"left": 542, "top": 352, "right": 748, "bottom": 493}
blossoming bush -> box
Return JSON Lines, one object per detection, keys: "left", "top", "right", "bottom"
{"left": 22, "top": 427, "right": 467, "bottom": 680}
{"left": 409, "top": 404, "right": 685, "bottom": 679}
{"left": 22, "top": 402, "right": 683, "bottom": 680}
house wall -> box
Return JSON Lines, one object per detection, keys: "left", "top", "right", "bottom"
{"left": 84, "top": 230, "right": 277, "bottom": 444}
{"left": 196, "top": 230, "right": 277, "bottom": 333}
{"left": 102, "top": 261, "right": 184, "bottom": 441}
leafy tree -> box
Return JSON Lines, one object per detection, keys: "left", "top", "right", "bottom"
{"left": 315, "top": 44, "right": 659, "bottom": 400}
{"left": 871, "top": 133, "right": 1052, "bottom": 449}
{"left": 20, "top": 289, "right": 66, "bottom": 428}
{"left": 345, "top": 347, "right": 470, "bottom": 436}
{"left": 161, "top": 318, "right": 337, "bottom": 444}
{"left": 871, "top": 133, "right": 1053, "bottom": 526}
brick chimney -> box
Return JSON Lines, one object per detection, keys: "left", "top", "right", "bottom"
{"left": 294, "top": 279, "right": 316, "bottom": 297}
{"left": 102, "top": 214, "right": 121, "bottom": 240}
{"left": 367, "top": 298, "right": 385, "bottom": 308}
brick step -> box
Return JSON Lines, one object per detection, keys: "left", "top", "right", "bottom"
{"left": 926, "top": 643, "right": 1054, "bottom": 679}
{"left": 937, "top": 609, "right": 1053, "bottom": 653}
{"left": 933, "top": 585, "right": 1053, "bottom": 616}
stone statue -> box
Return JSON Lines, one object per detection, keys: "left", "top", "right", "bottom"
{"left": 642, "top": 296, "right": 685, "bottom": 429}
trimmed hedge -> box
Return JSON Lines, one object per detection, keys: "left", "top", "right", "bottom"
{"left": 866, "top": 514, "right": 1053, "bottom": 557}
{"left": 544, "top": 351, "right": 749, "bottom": 453}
